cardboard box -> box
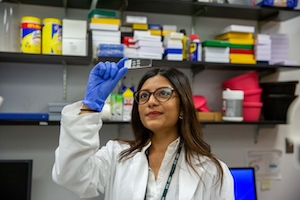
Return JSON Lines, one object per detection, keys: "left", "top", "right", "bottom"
{"left": 197, "top": 112, "right": 222, "bottom": 121}
{"left": 62, "top": 19, "right": 87, "bottom": 39}
{"left": 62, "top": 38, "right": 87, "bottom": 56}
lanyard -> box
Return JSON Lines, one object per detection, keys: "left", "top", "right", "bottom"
{"left": 144, "top": 141, "right": 183, "bottom": 200}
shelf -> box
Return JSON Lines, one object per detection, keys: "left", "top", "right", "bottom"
{"left": 124, "top": 0, "right": 300, "bottom": 21}
{"left": 0, "top": 120, "right": 287, "bottom": 126}
{"left": 97, "top": 57, "right": 300, "bottom": 77}
{"left": 16, "top": 0, "right": 300, "bottom": 21}
{"left": 190, "top": 62, "right": 300, "bottom": 77}
{"left": 0, "top": 52, "right": 92, "bottom": 65}
{"left": 0, "top": 31, "right": 93, "bottom": 66}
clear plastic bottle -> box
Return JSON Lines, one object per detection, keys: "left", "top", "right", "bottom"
{"left": 0, "top": 1, "right": 19, "bottom": 52}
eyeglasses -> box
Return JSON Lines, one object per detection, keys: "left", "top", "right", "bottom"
{"left": 134, "top": 87, "right": 175, "bottom": 105}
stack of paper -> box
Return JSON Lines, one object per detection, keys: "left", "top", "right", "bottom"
{"left": 163, "top": 32, "right": 183, "bottom": 61}
{"left": 255, "top": 34, "right": 271, "bottom": 64}
{"left": 202, "top": 40, "right": 230, "bottom": 63}
{"left": 132, "top": 31, "right": 163, "bottom": 60}
{"left": 269, "top": 34, "right": 289, "bottom": 65}
{"left": 89, "top": 17, "right": 121, "bottom": 58}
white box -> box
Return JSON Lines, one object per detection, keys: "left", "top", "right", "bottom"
{"left": 62, "top": 19, "right": 87, "bottom": 39}
{"left": 62, "top": 38, "right": 87, "bottom": 56}
{"left": 126, "top": 15, "right": 147, "bottom": 24}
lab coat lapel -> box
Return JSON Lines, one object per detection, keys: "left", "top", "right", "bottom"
{"left": 132, "top": 144, "right": 150, "bottom": 200}
{"left": 178, "top": 151, "right": 200, "bottom": 200}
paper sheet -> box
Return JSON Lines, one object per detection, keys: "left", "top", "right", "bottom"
{"left": 246, "top": 149, "right": 282, "bottom": 180}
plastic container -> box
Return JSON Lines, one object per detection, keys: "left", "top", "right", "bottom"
{"left": 20, "top": 16, "right": 41, "bottom": 54}
{"left": 243, "top": 102, "right": 263, "bottom": 121}
{"left": 222, "top": 89, "right": 244, "bottom": 122}
{"left": 0, "top": 1, "right": 19, "bottom": 52}
{"left": 222, "top": 71, "right": 260, "bottom": 90}
{"left": 42, "top": 18, "right": 62, "bottom": 55}
{"left": 262, "top": 94, "right": 298, "bottom": 121}
{"left": 260, "top": 81, "right": 299, "bottom": 95}
{"left": 193, "top": 95, "right": 210, "bottom": 112}
{"left": 244, "top": 88, "right": 262, "bottom": 102}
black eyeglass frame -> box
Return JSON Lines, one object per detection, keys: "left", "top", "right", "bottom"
{"left": 134, "top": 87, "right": 175, "bottom": 105}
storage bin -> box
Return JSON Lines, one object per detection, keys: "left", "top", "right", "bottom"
{"left": 262, "top": 94, "right": 298, "bottom": 120}
{"left": 222, "top": 71, "right": 260, "bottom": 90}
{"left": 193, "top": 95, "right": 210, "bottom": 112}
{"left": 243, "top": 102, "right": 263, "bottom": 121}
{"left": 260, "top": 81, "right": 298, "bottom": 95}
{"left": 244, "top": 88, "right": 262, "bottom": 102}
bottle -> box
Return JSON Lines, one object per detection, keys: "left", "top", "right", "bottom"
{"left": 189, "top": 34, "right": 201, "bottom": 61}
{"left": 180, "top": 29, "right": 189, "bottom": 61}
{"left": 0, "top": 1, "right": 19, "bottom": 52}
{"left": 122, "top": 88, "right": 134, "bottom": 121}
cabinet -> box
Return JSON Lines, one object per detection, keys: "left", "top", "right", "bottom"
{"left": 1, "top": 0, "right": 300, "bottom": 129}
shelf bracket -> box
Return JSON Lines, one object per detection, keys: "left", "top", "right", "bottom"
{"left": 63, "top": 0, "right": 68, "bottom": 18}
{"left": 253, "top": 124, "right": 276, "bottom": 144}
{"left": 62, "top": 60, "right": 67, "bottom": 102}
{"left": 191, "top": 6, "right": 208, "bottom": 34}
{"left": 253, "top": 125, "right": 260, "bottom": 144}
{"left": 90, "top": 0, "right": 98, "bottom": 10}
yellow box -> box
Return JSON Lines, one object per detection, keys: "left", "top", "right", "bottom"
{"left": 91, "top": 18, "right": 121, "bottom": 25}
{"left": 228, "top": 38, "right": 254, "bottom": 45}
{"left": 230, "top": 59, "right": 257, "bottom": 64}
{"left": 162, "top": 30, "right": 176, "bottom": 36}
{"left": 132, "top": 23, "right": 148, "bottom": 30}
{"left": 215, "top": 32, "right": 253, "bottom": 40}
{"left": 230, "top": 53, "right": 254, "bottom": 60}
{"left": 149, "top": 29, "right": 162, "bottom": 36}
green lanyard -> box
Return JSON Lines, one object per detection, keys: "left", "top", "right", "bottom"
{"left": 144, "top": 141, "right": 183, "bottom": 200}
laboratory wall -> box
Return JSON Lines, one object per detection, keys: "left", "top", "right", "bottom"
{"left": 0, "top": 3, "right": 300, "bottom": 200}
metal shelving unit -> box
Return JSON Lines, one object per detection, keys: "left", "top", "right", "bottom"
{"left": 1, "top": 1, "right": 299, "bottom": 131}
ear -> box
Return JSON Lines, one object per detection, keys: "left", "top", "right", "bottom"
{"left": 180, "top": 110, "right": 183, "bottom": 117}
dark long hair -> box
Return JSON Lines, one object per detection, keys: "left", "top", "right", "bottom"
{"left": 117, "top": 68, "right": 223, "bottom": 186}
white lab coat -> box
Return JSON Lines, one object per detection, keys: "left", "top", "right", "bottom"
{"left": 52, "top": 101, "right": 235, "bottom": 200}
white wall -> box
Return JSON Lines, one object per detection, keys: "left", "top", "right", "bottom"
{"left": 0, "top": 3, "right": 300, "bottom": 200}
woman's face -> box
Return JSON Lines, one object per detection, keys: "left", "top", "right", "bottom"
{"left": 138, "top": 75, "right": 181, "bottom": 135}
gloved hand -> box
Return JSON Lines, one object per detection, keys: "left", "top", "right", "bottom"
{"left": 83, "top": 57, "right": 128, "bottom": 112}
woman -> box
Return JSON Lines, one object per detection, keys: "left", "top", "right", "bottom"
{"left": 52, "top": 57, "right": 234, "bottom": 200}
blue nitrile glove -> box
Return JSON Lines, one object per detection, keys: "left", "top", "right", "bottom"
{"left": 83, "top": 57, "right": 129, "bottom": 112}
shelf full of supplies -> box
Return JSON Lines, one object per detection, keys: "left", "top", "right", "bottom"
{"left": 0, "top": 30, "right": 93, "bottom": 66}
{"left": 97, "top": 56, "right": 300, "bottom": 77}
